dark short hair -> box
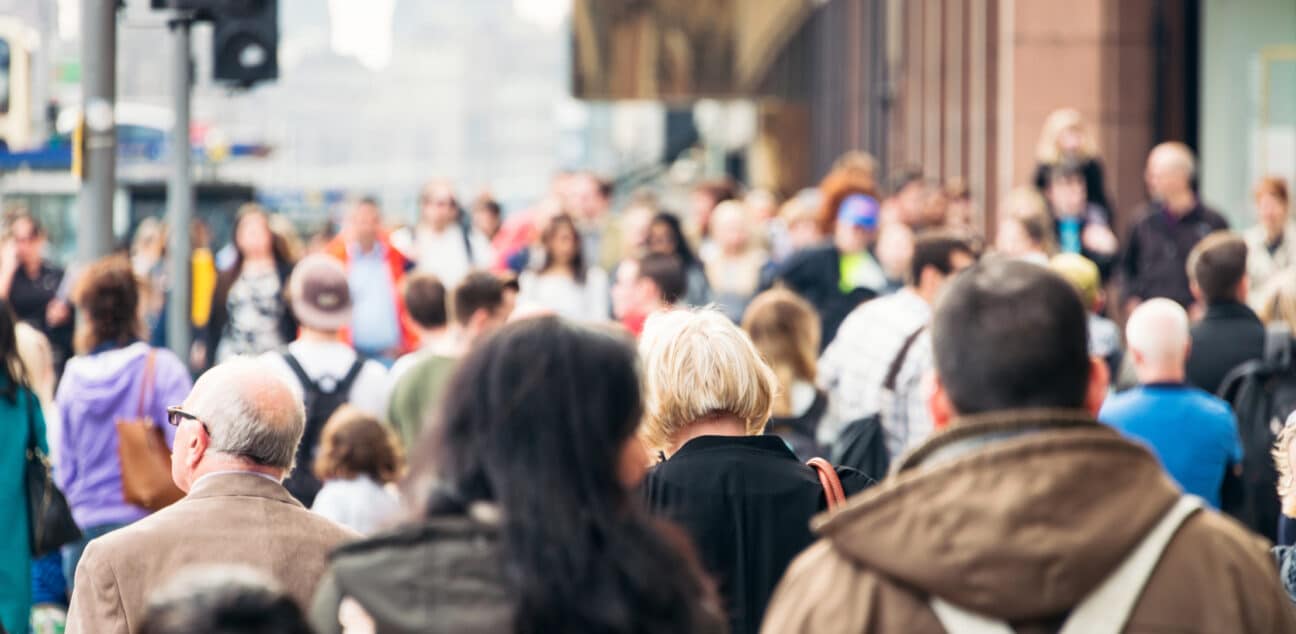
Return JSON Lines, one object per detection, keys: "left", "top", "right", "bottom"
{"left": 474, "top": 198, "right": 501, "bottom": 217}
{"left": 637, "top": 253, "right": 687, "bottom": 305}
{"left": 403, "top": 273, "right": 448, "bottom": 329}
{"left": 139, "top": 569, "right": 311, "bottom": 634}
{"left": 313, "top": 406, "right": 403, "bottom": 484}
{"left": 909, "top": 232, "right": 973, "bottom": 286}
{"left": 932, "top": 258, "right": 1090, "bottom": 415}
{"left": 1047, "top": 159, "right": 1086, "bottom": 185}
{"left": 451, "top": 271, "right": 505, "bottom": 326}
{"left": 8, "top": 212, "right": 44, "bottom": 238}
{"left": 1188, "top": 231, "right": 1248, "bottom": 305}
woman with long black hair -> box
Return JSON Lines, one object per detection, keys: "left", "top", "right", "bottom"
{"left": 648, "top": 212, "right": 712, "bottom": 307}
{"left": 311, "top": 317, "right": 724, "bottom": 634}
{"left": 0, "top": 298, "right": 49, "bottom": 634}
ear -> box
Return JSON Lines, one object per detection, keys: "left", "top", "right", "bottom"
{"left": 1084, "top": 356, "right": 1110, "bottom": 417}
{"left": 928, "top": 373, "right": 956, "bottom": 430}
{"left": 1238, "top": 276, "right": 1250, "bottom": 304}
{"left": 1189, "top": 281, "right": 1204, "bottom": 306}
{"left": 186, "top": 423, "right": 209, "bottom": 471}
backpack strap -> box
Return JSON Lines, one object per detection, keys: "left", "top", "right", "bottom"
{"left": 281, "top": 352, "right": 318, "bottom": 392}
{"left": 335, "top": 358, "right": 367, "bottom": 395}
{"left": 930, "top": 496, "right": 1202, "bottom": 634}
{"left": 883, "top": 325, "right": 927, "bottom": 392}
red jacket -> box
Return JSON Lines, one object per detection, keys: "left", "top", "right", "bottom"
{"left": 324, "top": 236, "right": 417, "bottom": 354}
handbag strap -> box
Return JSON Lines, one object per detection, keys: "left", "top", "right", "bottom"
{"left": 136, "top": 349, "right": 158, "bottom": 420}
{"left": 23, "top": 386, "right": 37, "bottom": 454}
{"left": 930, "top": 496, "right": 1202, "bottom": 634}
{"left": 807, "top": 457, "right": 847, "bottom": 511}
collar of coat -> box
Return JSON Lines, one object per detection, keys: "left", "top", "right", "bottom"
{"left": 810, "top": 407, "right": 1184, "bottom": 623}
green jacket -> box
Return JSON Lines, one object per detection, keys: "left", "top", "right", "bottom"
{"left": 1, "top": 386, "right": 46, "bottom": 634}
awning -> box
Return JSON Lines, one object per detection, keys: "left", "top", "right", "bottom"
{"left": 571, "top": 0, "right": 818, "bottom": 101}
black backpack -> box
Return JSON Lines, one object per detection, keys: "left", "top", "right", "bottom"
{"left": 1217, "top": 326, "right": 1296, "bottom": 541}
{"left": 281, "top": 353, "right": 365, "bottom": 507}
{"left": 829, "top": 326, "right": 927, "bottom": 486}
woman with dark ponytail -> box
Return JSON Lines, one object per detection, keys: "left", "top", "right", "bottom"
{"left": 311, "top": 316, "right": 724, "bottom": 634}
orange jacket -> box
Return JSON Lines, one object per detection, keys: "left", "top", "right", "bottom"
{"left": 324, "top": 236, "right": 417, "bottom": 354}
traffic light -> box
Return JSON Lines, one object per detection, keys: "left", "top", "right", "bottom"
{"left": 211, "top": 0, "right": 278, "bottom": 86}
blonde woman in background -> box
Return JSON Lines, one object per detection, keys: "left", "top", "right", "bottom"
{"left": 1256, "top": 269, "right": 1296, "bottom": 333}
{"left": 741, "top": 290, "right": 825, "bottom": 460}
{"left": 1032, "top": 107, "right": 1112, "bottom": 221}
{"left": 994, "top": 187, "right": 1056, "bottom": 264}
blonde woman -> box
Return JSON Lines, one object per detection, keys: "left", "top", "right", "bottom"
{"left": 1032, "top": 107, "right": 1111, "bottom": 221}
{"left": 741, "top": 289, "right": 825, "bottom": 460}
{"left": 639, "top": 308, "right": 867, "bottom": 634}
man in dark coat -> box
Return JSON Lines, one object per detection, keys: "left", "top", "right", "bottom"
{"left": 1185, "top": 231, "right": 1265, "bottom": 395}
{"left": 1120, "top": 142, "right": 1228, "bottom": 310}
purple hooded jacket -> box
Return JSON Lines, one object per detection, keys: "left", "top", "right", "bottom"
{"left": 55, "top": 342, "right": 193, "bottom": 528}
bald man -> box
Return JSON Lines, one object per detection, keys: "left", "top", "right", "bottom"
{"left": 1120, "top": 142, "right": 1229, "bottom": 310}
{"left": 66, "top": 358, "right": 360, "bottom": 634}
{"left": 1099, "top": 299, "right": 1242, "bottom": 508}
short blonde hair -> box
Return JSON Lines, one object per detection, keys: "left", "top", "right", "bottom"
{"left": 639, "top": 308, "right": 776, "bottom": 451}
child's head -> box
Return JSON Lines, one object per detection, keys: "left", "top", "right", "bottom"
{"left": 312, "top": 406, "right": 404, "bottom": 485}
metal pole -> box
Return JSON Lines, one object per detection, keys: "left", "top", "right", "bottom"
{"left": 165, "top": 16, "right": 192, "bottom": 361}
{"left": 77, "top": 0, "right": 117, "bottom": 262}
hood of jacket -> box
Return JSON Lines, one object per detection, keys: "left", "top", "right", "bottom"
{"left": 326, "top": 511, "right": 512, "bottom": 632}
{"left": 61, "top": 342, "right": 155, "bottom": 410}
{"left": 813, "top": 409, "right": 1183, "bottom": 623}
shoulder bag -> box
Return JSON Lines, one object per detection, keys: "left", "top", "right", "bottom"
{"left": 25, "top": 388, "right": 81, "bottom": 557}
{"left": 117, "top": 349, "right": 185, "bottom": 511}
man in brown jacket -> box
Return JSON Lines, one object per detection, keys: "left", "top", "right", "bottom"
{"left": 66, "top": 357, "right": 360, "bottom": 634}
{"left": 762, "top": 259, "right": 1296, "bottom": 633}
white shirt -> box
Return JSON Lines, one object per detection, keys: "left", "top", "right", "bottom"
{"left": 818, "top": 288, "right": 931, "bottom": 448}
{"left": 517, "top": 268, "right": 610, "bottom": 322}
{"left": 414, "top": 224, "right": 494, "bottom": 289}
{"left": 310, "top": 475, "right": 402, "bottom": 535}
{"left": 261, "top": 341, "right": 389, "bottom": 417}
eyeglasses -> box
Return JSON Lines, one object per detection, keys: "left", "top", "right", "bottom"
{"left": 167, "top": 406, "right": 210, "bottom": 435}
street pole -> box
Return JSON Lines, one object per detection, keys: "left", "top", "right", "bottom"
{"left": 77, "top": 0, "right": 117, "bottom": 262}
{"left": 165, "top": 15, "right": 192, "bottom": 362}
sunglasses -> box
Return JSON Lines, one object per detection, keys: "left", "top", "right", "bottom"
{"left": 167, "top": 406, "right": 210, "bottom": 435}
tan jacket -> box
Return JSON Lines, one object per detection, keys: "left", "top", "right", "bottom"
{"left": 761, "top": 410, "right": 1296, "bottom": 633}
{"left": 66, "top": 472, "right": 360, "bottom": 634}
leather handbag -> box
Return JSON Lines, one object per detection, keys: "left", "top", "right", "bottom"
{"left": 807, "top": 457, "right": 847, "bottom": 511}
{"left": 116, "top": 350, "right": 184, "bottom": 511}
{"left": 25, "top": 389, "right": 82, "bottom": 557}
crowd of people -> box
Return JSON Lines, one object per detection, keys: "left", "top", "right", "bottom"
{"left": 3, "top": 106, "right": 1296, "bottom": 633}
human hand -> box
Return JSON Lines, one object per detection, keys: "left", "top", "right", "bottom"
{"left": 1082, "top": 225, "right": 1118, "bottom": 256}
{"left": 45, "top": 299, "right": 70, "bottom": 326}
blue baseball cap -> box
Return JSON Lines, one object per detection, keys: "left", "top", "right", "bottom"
{"left": 837, "top": 193, "right": 880, "bottom": 231}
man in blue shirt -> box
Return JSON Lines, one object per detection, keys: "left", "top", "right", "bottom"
{"left": 1100, "top": 298, "right": 1242, "bottom": 508}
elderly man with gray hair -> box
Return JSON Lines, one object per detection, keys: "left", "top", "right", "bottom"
{"left": 1099, "top": 298, "right": 1243, "bottom": 508}
{"left": 65, "top": 357, "right": 360, "bottom": 634}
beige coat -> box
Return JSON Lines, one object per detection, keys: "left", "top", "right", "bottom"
{"left": 761, "top": 410, "right": 1296, "bottom": 633}
{"left": 66, "top": 472, "right": 360, "bottom": 634}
